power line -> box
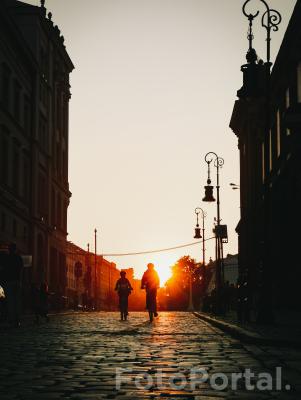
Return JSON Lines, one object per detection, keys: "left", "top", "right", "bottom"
{"left": 102, "top": 236, "right": 215, "bottom": 257}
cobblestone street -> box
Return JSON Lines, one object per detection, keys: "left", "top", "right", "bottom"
{"left": 0, "top": 312, "right": 300, "bottom": 400}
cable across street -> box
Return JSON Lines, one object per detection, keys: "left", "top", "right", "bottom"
{"left": 101, "top": 236, "right": 215, "bottom": 257}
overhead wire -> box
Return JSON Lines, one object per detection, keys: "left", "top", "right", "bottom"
{"left": 67, "top": 236, "right": 215, "bottom": 257}
{"left": 102, "top": 236, "right": 215, "bottom": 257}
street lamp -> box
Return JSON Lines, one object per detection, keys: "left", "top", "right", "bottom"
{"left": 194, "top": 207, "right": 206, "bottom": 267}
{"left": 194, "top": 207, "right": 207, "bottom": 309}
{"left": 202, "top": 152, "right": 226, "bottom": 314}
{"left": 242, "top": 0, "right": 282, "bottom": 68}
{"left": 242, "top": 0, "right": 281, "bottom": 324}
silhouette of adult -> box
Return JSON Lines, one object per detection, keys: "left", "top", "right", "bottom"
{"left": 141, "top": 263, "right": 160, "bottom": 322}
{"left": 4, "top": 243, "right": 24, "bottom": 327}
{"left": 115, "top": 270, "right": 133, "bottom": 321}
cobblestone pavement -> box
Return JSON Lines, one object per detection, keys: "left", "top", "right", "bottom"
{"left": 0, "top": 312, "right": 301, "bottom": 400}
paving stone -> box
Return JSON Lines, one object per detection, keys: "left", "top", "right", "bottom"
{"left": 0, "top": 312, "right": 300, "bottom": 399}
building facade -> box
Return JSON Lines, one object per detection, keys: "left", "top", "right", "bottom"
{"left": 66, "top": 242, "right": 122, "bottom": 311}
{"left": 0, "top": 0, "right": 74, "bottom": 297}
{"left": 230, "top": 0, "right": 301, "bottom": 318}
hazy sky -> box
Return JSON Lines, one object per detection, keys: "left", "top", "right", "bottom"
{"left": 26, "top": 0, "right": 297, "bottom": 282}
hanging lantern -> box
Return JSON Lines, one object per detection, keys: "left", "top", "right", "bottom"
{"left": 203, "top": 181, "right": 215, "bottom": 202}
{"left": 194, "top": 226, "right": 202, "bottom": 239}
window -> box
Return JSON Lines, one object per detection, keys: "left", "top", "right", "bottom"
{"left": 38, "top": 172, "right": 47, "bottom": 217}
{"left": 0, "top": 130, "right": 9, "bottom": 185}
{"left": 63, "top": 102, "right": 67, "bottom": 138}
{"left": 22, "top": 156, "right": 30, "bottom": 201}
{"left": 38, "top": 114, "right": 48, "bottom": 151}
{"left": 1, "top": 213, "right": 6, "bottom": 232}
{"left": 13, "top": 80, "right": 21, "bottom": 121}
{"left": 269, "top": 130, "right": 273, "bottom": 172}
{"left": 1, "top": 63, "right": 11, "bottom": 110}
{"left": 51, "top": 187, "right": 56, "bottom": 226}
{"left": 262, "top": 142, "right": 265, "bottom": 183}
{"left": 276, "top": 110, "right": 281, "bottom": 157}
{"left": 40, "top": 80, "right": 48, "bottom": 108}
{"left": 12, "top": 145, "right": 20, "bottom": 194}
{"left": 62, "top": 149, "right": 67, "bottom": 180}
{"left": 285, "top": 88, "right": 290, "bottom": 109}
{"left": 23, "top": 226, "right": 27, "bottom": 241}
{"left": 56, "top": 90, "right": 61, "bottom": 130}
{"left": 56, "top": 143, "right": 61, "bottom": 175}
{"left": 57, "top": 193, "right": 62, "bottom": 228}
{"left": 298, "top": 63, "right": 301, "bottom": 103}
{"left": 63, "top": 201, "right": 68, "bottom": 231}
{"left": 13, "top": 219, "right": 17, "bottom": 238}
{"left": 24, "top": 96, "right": 31, "bottom": 136}
{"left": 40, "top": 47, "right": 48, "bottom": 80}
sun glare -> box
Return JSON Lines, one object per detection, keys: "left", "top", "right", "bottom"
{"left": 156, "top": 263, "right": 173, "bottom": 286}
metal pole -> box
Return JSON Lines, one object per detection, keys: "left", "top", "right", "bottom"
{"left": 187, "top": 272, "right": 194, "bottom": 311}
{"left": 216, "top": 160, "right": 225, "bottom": 289}
{"left": 94, "top": 228, "right": 97, "bottom": 311}
{"left": 204, "top": 152, "right": 224, "bottom": 314}
{"left": 202, "top": 214, "right": 205, "bottom": 267}
{"left": 194, "top": 207, "right": 206, "bottom": 266}
{"left": 87, "top": 243, "right": 90, "bottom": 302}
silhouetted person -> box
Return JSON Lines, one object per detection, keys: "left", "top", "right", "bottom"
{"left": 222, "top": 281, "right": 231, "bottom": 313}
{"left": 30, "top": 282, "right": 40, "bottom": 323}
{"left": 3, "top": 243, "right": 23, "bottom": 327}
{"left": 39, "top": 282, "right": 50, "bottom": 322}
{"left": 141, "top": 263, "right": 160, "bottom": 322}
{"left": 237, "top": 278, "right": 250, "bottom": 323}
{"left": 0, "top": 252, "right": 7, "bottom": 322}
{"left": 115, "top": 271, "right": 133, "bottom": 321}
{"left": 82, "top": 290, "right": 88, "bottom": 311}
{"left": 31, "top": 282, "right": 49, "bottom": 323}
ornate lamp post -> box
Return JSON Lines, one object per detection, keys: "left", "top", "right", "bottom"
{"left": 203, "top": 152, "right": 226, "bottom": 314}
{"left": 194, "top": 207, "right": 206, "bottom": 267}
{"left": 242, "top": 0, "right": 281, "bottom": 323}
{"left": 194, "top": 207, "right": 207, "bottom": 308}
{"left": 242, "top": 0, "right": 282, "bottom": 68}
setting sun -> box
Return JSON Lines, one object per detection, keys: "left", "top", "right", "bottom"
{"left": 155, "top": 262, "right": 173, "bottom": 286}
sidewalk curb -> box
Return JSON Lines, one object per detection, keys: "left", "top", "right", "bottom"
{"left": 194, "top": 312, "right": 301, "bottom": 349}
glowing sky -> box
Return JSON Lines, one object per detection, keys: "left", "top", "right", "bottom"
{"left": 26, "top": 0, "right": 297, "bottom": 281}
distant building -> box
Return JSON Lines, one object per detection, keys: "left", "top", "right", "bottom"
{"left": 66, "top": 242, "right": 125, "bottom": 311}
{"left": 66, "top": 241, "right": 86, "bottom": 308}
{"left": 223, "top": 254, "right": 239, "bottom": 286}
{"left": 230, "top": 0, "right": 301, "bottom": 315}
{"left": 206, "top": 254, "right": 239, "bottom": 294}
{"left": 98, "top": 257, "right": 119, "bottom": 310}
{"left": 0, "top": 1, "right": 74, "bottom": 295}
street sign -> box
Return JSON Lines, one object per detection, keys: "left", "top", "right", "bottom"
{"left": 214, "top": 225, "right": 228, "bottom": 242}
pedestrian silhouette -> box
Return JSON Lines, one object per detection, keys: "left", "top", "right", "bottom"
{"left": 30, "top": 282, "right": 40, "bottom": 323}
{"left": 141, "top": 263, "right": 160, "bottom": 322}
{"left": 3, "top": 243, "right": 23, "bottom": 327}
{"left": 0, "top": 251, "right": 7, "bottom": 322}
{"left": 39, "top": 282, "right": 50, "bottom": 322}
{"left": 115, "top": 271, "right": 133, "bottom": 321}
